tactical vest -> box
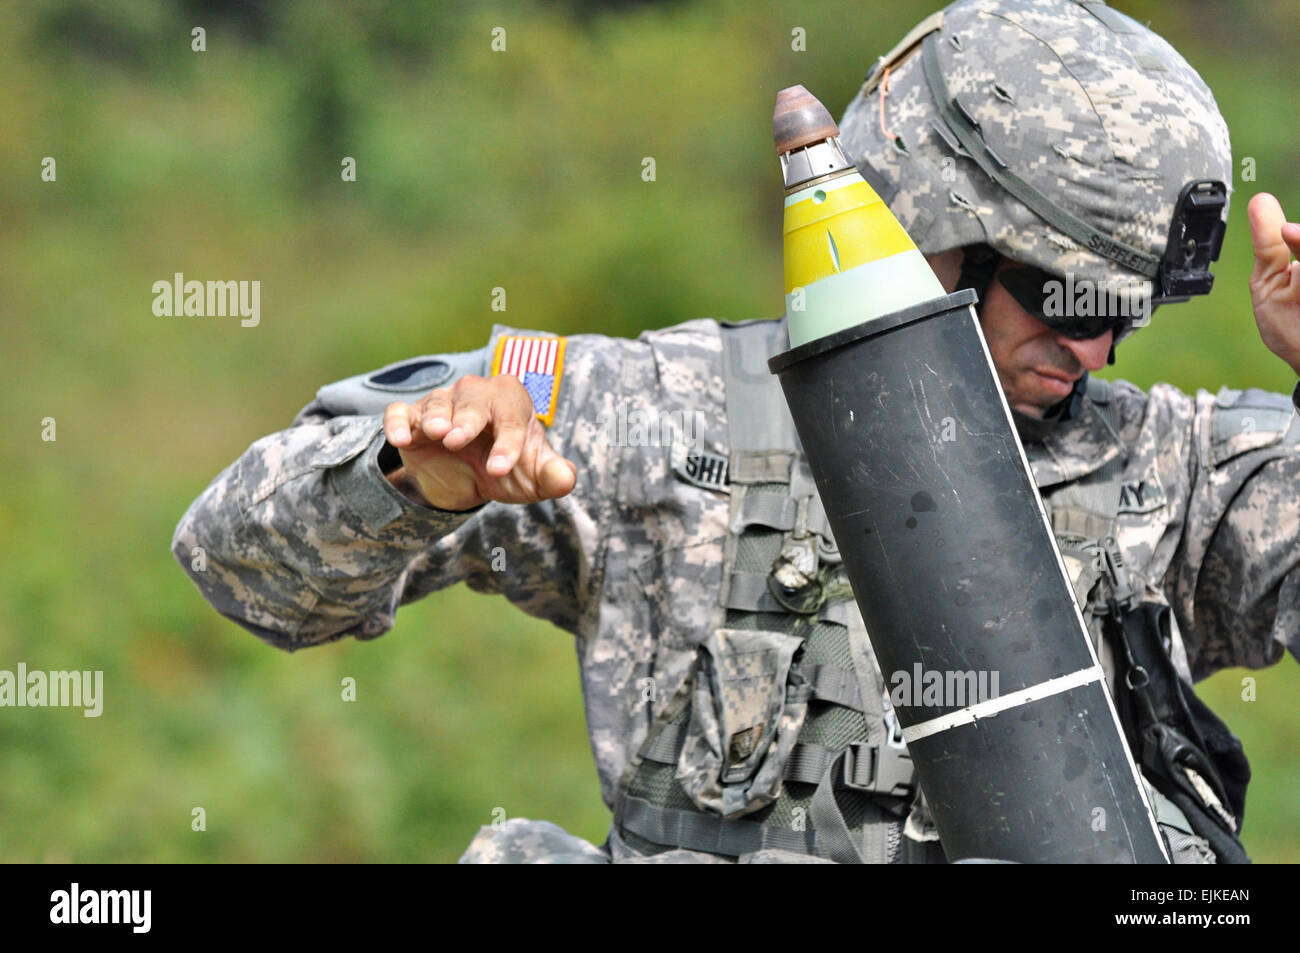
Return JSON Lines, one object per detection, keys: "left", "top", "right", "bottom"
{"left": 612, "top": 319, "right": 934, "bottom": 863}
{"left": 612, "top": 319, "right": 1249, "bottom": 864}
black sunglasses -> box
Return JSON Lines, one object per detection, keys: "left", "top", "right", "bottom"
{"left": 996, "top": 265, "right": 1152, "bottom": 340}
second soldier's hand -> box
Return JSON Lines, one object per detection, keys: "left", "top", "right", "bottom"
{"left": 1247, "top": 192, "right": 1300, "bottom": 377}
{"left": 382, "top": 374, "right": 577, "bottom": 512}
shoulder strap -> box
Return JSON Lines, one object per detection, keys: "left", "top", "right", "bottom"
{"left": 722, "top": 319, "right": 798, "bottom": 457}
{"left": 1047, "top": 377, "right": 1127, "bottom": 535}
{"left": 719, "top": 320, "right": 799, "bottom": 616}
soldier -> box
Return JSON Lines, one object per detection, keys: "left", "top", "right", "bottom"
{"left": 173, "top": 0, "right": 1300, "bottom": 863}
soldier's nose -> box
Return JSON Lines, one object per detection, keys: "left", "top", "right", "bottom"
{"left": 1056, "top": 330, "right": 1114, "bottom": 373}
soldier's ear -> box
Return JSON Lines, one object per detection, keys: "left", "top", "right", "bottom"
{"left": 925, "top": 249, "right": 965, "bottom": 293}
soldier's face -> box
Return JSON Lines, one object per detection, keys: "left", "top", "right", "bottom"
{"left": 927, "top": 253, "right": 1115, "bottom": 419}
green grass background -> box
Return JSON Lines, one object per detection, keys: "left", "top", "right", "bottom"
{"left": 0, "top": 0, "right": 1296, "bottom": 862}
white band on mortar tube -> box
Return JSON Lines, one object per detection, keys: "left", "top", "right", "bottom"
{"left": 900, "top": 665, "right": 1106, "bottom": 745}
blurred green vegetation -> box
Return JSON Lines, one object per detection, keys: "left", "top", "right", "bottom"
{"left": 1, "top": 0, "right": 1296, "bottom": 862}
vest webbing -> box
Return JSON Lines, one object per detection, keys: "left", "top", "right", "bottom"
{"left": 1044, "top": 377, "right": 1127, "bottom": 622}
{"left": 613, "top": 319, "right": 922, "bottom": 864}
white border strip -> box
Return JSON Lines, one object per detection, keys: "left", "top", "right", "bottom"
{"left": 900, "top": 666, "right": 1105, "bottom": 745}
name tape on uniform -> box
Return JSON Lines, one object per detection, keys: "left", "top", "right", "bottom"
{"left": 671, "top": 442, "right": 729, "bottom": 491}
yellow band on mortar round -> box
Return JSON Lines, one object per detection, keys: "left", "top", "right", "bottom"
{"left": 783, "top": 177, "right": 919, "bottom": 294}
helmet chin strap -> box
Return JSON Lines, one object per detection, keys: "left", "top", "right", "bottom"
{"left": 1056, "top": 372, "right": 1089, "bottom": 419}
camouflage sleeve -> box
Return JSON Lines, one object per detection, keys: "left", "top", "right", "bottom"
{"left": 1165, "top": 381, "right": 1300, "bottom": 680}
{"left": 171, "top": 327, "right": 623, "bottom": 652}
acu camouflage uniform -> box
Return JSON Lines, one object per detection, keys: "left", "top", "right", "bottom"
{"left": 172, "top": 316, "right": 1300, "bottom": 863}
{"left": 172, "top": 0, "right": 1299, "bottom": 863}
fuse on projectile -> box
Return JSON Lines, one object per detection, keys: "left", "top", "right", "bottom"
{"left": 773, "top": 85, "right": 946, "bottom": 347}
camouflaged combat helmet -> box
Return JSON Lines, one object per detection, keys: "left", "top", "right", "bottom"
{"left": 839, "top": 0, "right": 1232, "bottom": 345}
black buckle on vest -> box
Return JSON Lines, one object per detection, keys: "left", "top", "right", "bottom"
{"left": 768, "top": 533, "right": 825, "bottom": 614}
{"left": 1099, "top": 536, "right": 1136, "bottom": 611}
{"left": 840, "top": 742, "right": 915, "bottom": 799}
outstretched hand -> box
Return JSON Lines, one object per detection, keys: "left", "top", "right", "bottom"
{"left": 1247, "top": 192, "right": 1300, "bottom": 378}
{"left": 383, "top": 374, "right": 577, "bottom": 511}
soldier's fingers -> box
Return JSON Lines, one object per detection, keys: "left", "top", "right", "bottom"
{"left": 485, "top": 393, "right": 533, "bottom": 477}
{"left": 1284, "top": 222, "right": 1300, "bottom": 261}
{"left": 1248, "top": 193, "right": 1292, "bottom": 286}
{"left": 442, "top": 378, "right": 492, "bottom": 451}
{"left": 1282, "top": 225, "right": 1300, "bottom": 300}
{"left": 535, "top": 444, "right": 578, "bottom": 500}
{"left": 383, "top": 401, "right": 422, "bottom": 448}
{"left": 418, "top": 389, "right": 456, "bottom": 443}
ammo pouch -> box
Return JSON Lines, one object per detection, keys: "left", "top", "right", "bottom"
{"left": 1102, "top": 600, "right": 1252, "bottom": 864}
{"left": 677, "top": 628, "right": 811, "bottom": 818}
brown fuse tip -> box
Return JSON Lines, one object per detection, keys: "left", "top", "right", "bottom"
{"left": 773, "top": 85, "right": 839, "bottom": 155}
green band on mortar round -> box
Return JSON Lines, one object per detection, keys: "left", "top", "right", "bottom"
{"left": 785, "top": 250, "right": 947, "bottom": 347}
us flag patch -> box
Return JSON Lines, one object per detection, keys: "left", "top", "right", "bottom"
{"left": 491, "top": 335, "right": 566, "bottom": 426}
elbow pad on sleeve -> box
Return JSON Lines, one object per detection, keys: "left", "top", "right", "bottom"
{"left": 315, "top": 346, "right": 491, "bottom": 417}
